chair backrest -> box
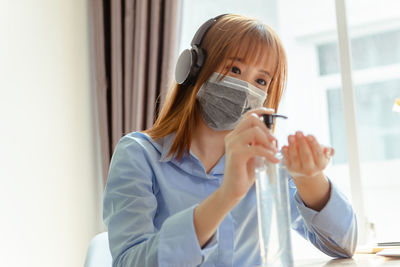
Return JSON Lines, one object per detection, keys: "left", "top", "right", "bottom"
{"left": 84, "top": 232, "right": 112, "bottom": 267}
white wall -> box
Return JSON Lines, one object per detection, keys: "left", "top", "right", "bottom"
{"left": 0, "top": 1, "right": 103, "bottom": 266}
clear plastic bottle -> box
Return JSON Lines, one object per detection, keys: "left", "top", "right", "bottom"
{"left": 255, "top": 114, "right": 293, "bottom": 267}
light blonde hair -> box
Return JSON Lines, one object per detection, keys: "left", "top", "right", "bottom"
{"left": 144, "top": 14, "right": 287, "bottom": 160}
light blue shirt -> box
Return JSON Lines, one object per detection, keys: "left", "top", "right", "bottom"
{"left": 103, "top": 132, "right": 357, "bottom": 267}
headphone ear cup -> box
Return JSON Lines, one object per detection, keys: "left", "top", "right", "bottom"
{"left": 194, "top": 46, "right": 206, "bottom": 70}
{"left": 175, "top": 49, "right": 197, "bottom": 85}
{"left": 192, "top": 46, "right": 206, "bottom": 76}
{"left": 174, "top": 46, "right": 207, "bottom": 85}
{"left": 175, "top": 14, "right": 227, "bottom": 85}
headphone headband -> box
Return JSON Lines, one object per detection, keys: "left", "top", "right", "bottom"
{"left": 191, "top": 14, "right": 227, "bottom": 47}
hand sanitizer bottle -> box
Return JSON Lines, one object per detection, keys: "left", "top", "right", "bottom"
{"left": 255, "top": 114, "right": 293, "bottom": 267}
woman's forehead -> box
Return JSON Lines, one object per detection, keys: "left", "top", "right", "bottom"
{"left": 226, "top": 44, "right": 278, "bottom": 73}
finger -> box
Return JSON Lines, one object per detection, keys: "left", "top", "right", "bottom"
{"left": 234, "top": 113, "right": 276, "bottom": 143}
{"left": 247, "top": 157, "right": 256, "bottom": 179}
{"left": 246, "top": 145, "right": 280, "bottom": 164}
{"left": 288, "top": 135, "right": 301, "bottom": 170}
{"left": 241, "top": 107, "right": 275, "bottom": 134}
{"left": 306, "top": 135, "right": 325, "bottom": 168}
{"left": 248, "top": 108, "right": 275, "bottom": 138}
{"left": 243, "top": 107, "right": 275, "bottom": 117}
{"left": 281, "top": 146, "right": 291, "bottom": 167}
{"left": 230, "top": 126, "right": 277, "bottom": 152}
{"left": 296, "top": 131, "right": 315, "bottom": 168}
{"left": 323, "top": 147, "right": 335, "bottom": 157}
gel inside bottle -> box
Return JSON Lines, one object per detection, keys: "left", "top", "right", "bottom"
{"left": 255, "top": 114, "right": 293, "bottom": 267}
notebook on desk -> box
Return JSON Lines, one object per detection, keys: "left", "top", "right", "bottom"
{"left": 376, "top": 249, "right": 400, "bottom": 257}
{"left": 356, "top": 243, "right": 400, "bottom": 254}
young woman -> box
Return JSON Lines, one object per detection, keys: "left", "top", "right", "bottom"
{"left": 103, "top": 14, "right": 357, "bottom": 267}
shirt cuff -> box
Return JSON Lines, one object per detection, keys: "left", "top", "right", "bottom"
{"left": 294, "top": 179, "right": 354, "bottom": 237}
{"left": 158, "top": 205, "right": 218, "bottom": 265}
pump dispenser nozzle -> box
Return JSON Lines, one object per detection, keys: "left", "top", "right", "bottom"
{"left": 261, "top": 114, "right": 288, "bottom": 130}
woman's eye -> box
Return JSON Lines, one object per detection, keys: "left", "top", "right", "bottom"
{"left": 256, "top": 78, "right": 267, "bottom": 86}
{"left": 231, "top": 66, "right": 241, "bottom": 74}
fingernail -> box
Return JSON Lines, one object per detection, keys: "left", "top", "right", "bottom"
{"left": 262, "top": 107, "right": 275, "bottom": 112}
{"left": 289, "top": 136, "right": 295, "bottom": 143}
{"left": 296, "top": 131, "right": 303, "bottom": 137}
{"left": 250, "top": 112, "right": 258, "bottom": 117}
{"left": 307, "top": 135, "right": 314, "bottom": 142}
{"left": 325, "top": 147, "right": 334, "bottom": 157}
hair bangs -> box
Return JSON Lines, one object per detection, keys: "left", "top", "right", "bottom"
{"left": 223, "top": 24, "right": 279, "bottom": 76}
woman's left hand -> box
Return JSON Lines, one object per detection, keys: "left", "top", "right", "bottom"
{"left": 281, "top": 131, "right": 334, "bottom": 180}
{"left": 281, "top": 131, "right": 334, "bottom": 211}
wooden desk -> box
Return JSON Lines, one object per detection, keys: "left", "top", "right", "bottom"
{"left": 295, "top": 253, "right": 400, "bottom": 266}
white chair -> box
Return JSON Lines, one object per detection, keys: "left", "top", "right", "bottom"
{"left": 84, "top": 232, "right": 113, "bottom": 267}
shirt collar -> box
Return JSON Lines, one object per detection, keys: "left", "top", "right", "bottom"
{"left": 139, "top": 132, "right": 225, "bottom": 177}
{"left": 159, "top": 133, "right": 176, "bottom": 162}
{"left": 135, "top": 132, "right": 175, "bottom": 161}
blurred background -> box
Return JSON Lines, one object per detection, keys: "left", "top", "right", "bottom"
{"left": 1, "top": 0, "right": 399, "bottom": 266}
{"left": 0, "top": 1, "right": 103, "bottom": 266}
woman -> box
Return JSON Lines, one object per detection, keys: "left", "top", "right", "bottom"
{"left": 103, "top": 14, "right": 357, "bottom": 266}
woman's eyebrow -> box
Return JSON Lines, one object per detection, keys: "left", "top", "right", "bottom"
{"left": 228, "top": 57, "right": 243, "bottom": 62}
{"left": 259, "top": 70, "right": 272, "bottom": 78}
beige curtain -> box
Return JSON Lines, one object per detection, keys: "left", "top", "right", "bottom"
{"left": 91, "top": 0, "right": 181, "bottom": 185}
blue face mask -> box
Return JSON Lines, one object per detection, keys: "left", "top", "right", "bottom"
{"left": 197, "top": 72, "right": 267, "bottom": 131}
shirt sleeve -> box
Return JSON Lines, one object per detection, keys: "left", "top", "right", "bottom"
{"left": 289, "top": 177, "right": 358, "bottom": 258}
{"left": 103, "top": 136, "right": 218, "bottom": 267}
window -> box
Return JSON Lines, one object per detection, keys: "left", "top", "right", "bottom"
{"left": 327, "top": 79, "right": 400, "bottom": 164}
{"left": 318, "top": 30, "right": 400, "bottom": 75}
{"left": 319, "top": 30, "right": 400, "bottom": 164}
{"left": 319, "top": 0, "right": 400, "bottom": 242}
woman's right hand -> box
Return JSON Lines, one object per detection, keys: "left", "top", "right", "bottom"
{"left": 194, "top": 108, "right": 279, "bottom": 247}
{"left": 220, "top": 108, "right": 280, "bottom": 203}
